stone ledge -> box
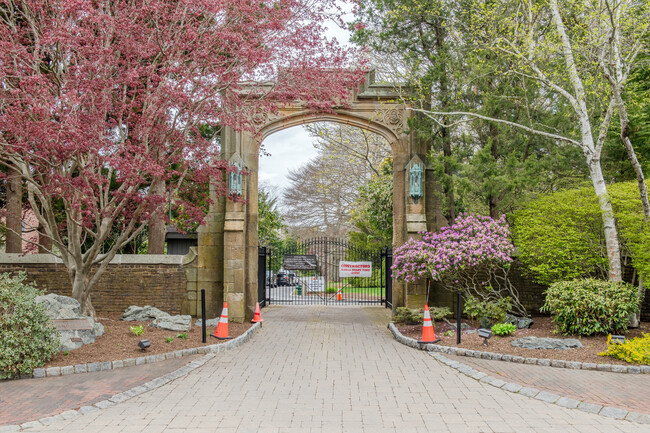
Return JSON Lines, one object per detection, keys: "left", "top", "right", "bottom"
{"left": 0, "top": 253, "right": 185, "bottom": 266}
{"left": 387, "top": 322, "right": 648, "bottom": 375}
{"left": 391, "top": 323, "right": 650, "bottom": 426}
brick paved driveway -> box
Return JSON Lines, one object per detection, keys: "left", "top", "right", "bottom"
{"left": 20, "top": 306, "right": 650, "bottom": 432}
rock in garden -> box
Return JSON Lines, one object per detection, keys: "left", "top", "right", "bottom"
{"left": 121, "top": 305, "right": 170, "bottom": 322}
{"left": 511, "top": 336, "right": 583, "bottom": 350}
{"left": 506, "top": 314, "right": 534, "bottom": 329}
{"left": 448, "top": 322, "right": 471, "bottom": 331}
{"left": 150, "top": 315, "right": 192, "bottom": 332}
{"left": 194, "top": 318, "right": 221, "bottom": 327}
{"left": 35, "top": 294, "right": 105, "bottom": 352}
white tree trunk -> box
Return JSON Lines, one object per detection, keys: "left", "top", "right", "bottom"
{"left": 588, "top": 159, "right": 623, "bottom": 281}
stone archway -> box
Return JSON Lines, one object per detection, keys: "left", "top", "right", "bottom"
{"left": 190, "top": 71, "right": 447, "bottom": 321}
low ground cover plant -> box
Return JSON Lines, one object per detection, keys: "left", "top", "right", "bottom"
{"left": 600, "top": 334, "right": 650, "bottom": 365}
{"left": 491, "top": 323, "right": 516, "bottom": 336}
{"left": 0, "top": 273, "right": 59, "bottom": 379}
{"left": 130, "top": 325, "right": 144, "bottom": 336}
{"left": 541, "top": 279, "right": 639, "bottom": 336}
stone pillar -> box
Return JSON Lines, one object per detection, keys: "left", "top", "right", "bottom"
{"left": 243, "top": 138, "right": 260, "bottom": 322}
{"left": 391, "top": 147, "right": 408, "bottom": 311}
{"left": 197, "top": 186, "right": 225, "bottom": 319}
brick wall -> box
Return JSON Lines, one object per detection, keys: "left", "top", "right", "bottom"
{"left": 0, "top": 254, "right": 188, "bottom": 315}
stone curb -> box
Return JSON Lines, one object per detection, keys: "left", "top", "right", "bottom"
{"left": 389, "top": 323, "right": 650, "bottom": 425}
{"left": 387, "top": 322, "right": 650, "bottom": 375}
{"left": 2, "top": 321, "right": 263, "bottom": 431}
{"left": 14, "top": 322, "right": 262, "bottom": 381}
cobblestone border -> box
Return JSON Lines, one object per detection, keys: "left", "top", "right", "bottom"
{"left": 0, "top": 322, "right": 262, "bottom": 432}
{"left": 19, "top": 322, "right": 262, "bottom": 381}
{"left": 388, "top": 323, "right": 650, "bottom": 374}
{"left": 389, "top": 322, "right": 650, "bottom": 425}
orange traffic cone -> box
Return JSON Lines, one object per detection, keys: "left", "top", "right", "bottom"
{"left": 251, "top": 302, "right": 263, "bottom": 323}
{"left": 418, "top": 304, "right": 440, "bottom": 344}
{"left": 336, "top": 287, "right": 343, "bottom": 301}
{"left": 211, "top": 302, "right": 232, "bottom": 340}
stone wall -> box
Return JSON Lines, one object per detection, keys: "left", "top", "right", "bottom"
{"left": 0, "top": 254, "right": 189, "bottom": 315}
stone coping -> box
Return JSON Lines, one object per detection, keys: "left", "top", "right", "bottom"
{"left": 388, "top": 322, "right": 650, "bottom": 375}
{"left": 389, "top": 322, "right": 650, "bottom": 425}
{"left": 1, "top": 322, "right": 262, "bottom": 431}
{"left": 17, "top": 322, "right": 262, "bottom": 381}
{"left": 0, "top": 253, "right": 185, "bottom": 266}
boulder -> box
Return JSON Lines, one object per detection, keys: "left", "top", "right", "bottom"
{"left": 505, "top": 314, "right": 534, "bottom": 329}
{"left": 511, "top": 336, "right": 583, "bottom": 350}
{"left": 34, "top": 294, "right": 104, "bottom": 352}
{"left": 447, "top": 322, "right": 471, "bottom": 331}
{"left": 194, "top": 318, "right": 221, "bottom": 327}
{"left": 150, "top": 315, "right": 192, "bottom": 332}
{"left": 121, "top": 305, "right": 170, "bottom": 322}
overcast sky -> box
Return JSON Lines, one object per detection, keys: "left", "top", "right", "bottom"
{"left": 258, "top": 6, "right": 354, "bottom": 194}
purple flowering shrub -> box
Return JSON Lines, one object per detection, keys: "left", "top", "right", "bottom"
{"left": 392, "top": 213, "right": 527, "bottom": 316}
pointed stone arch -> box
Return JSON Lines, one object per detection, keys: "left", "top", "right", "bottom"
{"left": 190, "top": 72, "right": 448, "bottom": 321}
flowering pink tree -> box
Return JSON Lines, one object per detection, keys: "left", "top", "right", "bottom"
{"left": 0, "top": 0, "right": 363, "bottom": 315}
{"left": 392, "top": 213, "right": 526, "bottom": 315}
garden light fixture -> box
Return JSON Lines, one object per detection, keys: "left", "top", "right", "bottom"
{"left": 477, "top": 328, "right": 492, "bottom": 346}
{"left": 138, "top": 339, "right": 151, "bottom": 352}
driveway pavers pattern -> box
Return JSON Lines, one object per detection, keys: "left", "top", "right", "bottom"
{"left": 443, "top": 353, "right": 650, "bottom": 415}
{"left": 19, "top": 306, "right": 650, "bottom": 433}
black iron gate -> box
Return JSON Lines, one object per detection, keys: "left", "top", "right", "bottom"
{"left": 257, "top": 238, "right": 392, "bottom": 307}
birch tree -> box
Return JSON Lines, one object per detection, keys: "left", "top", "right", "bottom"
{"left": 412, "top": 0, "right": 650, "bottom": 281}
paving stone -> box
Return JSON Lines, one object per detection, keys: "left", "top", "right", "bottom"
{"left": 524, "top": 357, "right": 538, "bottom": 365}
{"left": 581, "top": 362, "right": 597, "bottom": 370}
{"left": 100, "top": 362, "right": 112, "bottom": 371}
{"left": 73, "top": 364, "right": 87, "bottom": 374}
{"left": 597, "top": 364, "right": 613, "bottom": 372}
{"left": 59, "top": 410, "right": 79, "bottom": 420}
{"left": 599, "top": 407, "right": 628, "bottom": 419}
{"left": 578, "top": 402, "right": 604, "bottom": 414}
{"left": 32, "top": 368, "right": 46, "bottom": 378}
{"left": 628, "top": 366, "right": 641, "bottom": 374}
{"left": 501, "top": 382, "right": 522, "bottom": 393}
{"left": 112, "top": 360, "right": 124, "bottom": 369}
{"left": 550, "top": 360, "right": 566, "bottom": 368}
{"left": 611, "top": 365, "right": 627, "bottom": 373}
{"left": 123, "top": 358, "right": 136, "bottom": 367}
{"left": 556, "top": 397, "right": 581, "bottom": 409}
{"left": 60, "top": 366, "right": 74, "bottom": 375}
{"left": 78, "top": 406, "right": 99, "bottom": 414}
{"left": 86, "top": 362, "right": 100, "bottom": 372}
{"left": 536, "top": 358, "right": 551, "bottom": 366}
{"left": 0, "top": 425, "right": 20, "bottom": 432}
{"left": 518, "top": 387, "right": 540, "bottom": 397}
{"left": 535, "top": 391, "right": 560, "bottom": 403}
{"left": 625, "top": 412, "right": 650, "bottom": 424}
{"left": 94, "top": 400, "right": 115, "bottom": 409}
{"left": 511, "top": 356, "right": 525, "bottom": 363}
{"left": 20, "top": 421, "right": 43, "bottom": 429}
{"left": 45, "top": 367, "right": 61, "bottom": 377}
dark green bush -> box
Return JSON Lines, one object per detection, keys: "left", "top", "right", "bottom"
{"left": 393, "top": 307, "right": 423, "bottom": 325}
{"left": 463, "top": 295, "right": 512, "bottom": 325}
{"left": 0, "top": 273, "right": 59, "bottom": 379}
{"left": 541, "top": 279, "right": 640, "bottom": 336}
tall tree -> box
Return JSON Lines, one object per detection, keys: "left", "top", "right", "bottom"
{"left": 407, "top": 0, "right": 650, "bottom": 281}
{"left": 0, "top": 0, "right": 362, "bottom": 315}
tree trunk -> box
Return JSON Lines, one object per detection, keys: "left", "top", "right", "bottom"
{"left": 588, "top": 160, "right": 622, "bottom": 281}
{"left": 147, "top": 177, "right": 166, "bottom": 254}
{"left": 6, "top": 167, "right": 22, "bottom": 253}
{"left": 618, "top": 110, "right": 650, "bottom": 222}
{"left": 488, "top": 126, "right": 500, "bottom": 219}
{"left": 71, "top": 269, "right": 96, "bottom": 318}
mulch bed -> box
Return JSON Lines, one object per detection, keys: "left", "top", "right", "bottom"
{"left": 45, "top": 313, "right": 253, "bottom": 368}
{"left": 396, "top": 316, "right": 649, "bottom": 366}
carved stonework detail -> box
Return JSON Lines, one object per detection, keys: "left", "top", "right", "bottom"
{"left": 373, "top": 108, "right": 406, "bottom": 135}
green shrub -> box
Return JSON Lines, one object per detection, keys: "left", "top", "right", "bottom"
{"left": 130, "top": 325, "right": 144, "bottom": 336}
{"left": 430, "top": 306, "right": 452, "bottom": 321}
{"left": 0, "top": 272, "right": 59, "bottom": 379}
{"left": 165, "top": 336, "right": 174, "bottom": 343}
{"left": 492, "top": 323, "right": 517, "bottom": 336}
{"left": 599, "top": 333, "right": 650, "bottom": 365}
{"left": 513, "top": 181, "right": 650, "bottom": 285}
{"left": 176, "top": 332, "right": 187, "bottom": 339}
{"left": 463, "top": 295, "right": 512, "bottom": 325}
{"left": 393, "top": 307, "right": 423, "bottom": 325}
{"left": 541, "top": 279, "right": 640, "bottom": 336}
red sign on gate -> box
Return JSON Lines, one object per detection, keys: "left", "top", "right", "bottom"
{"left": 339, "top": 261, "right": 372, "bottom": 277}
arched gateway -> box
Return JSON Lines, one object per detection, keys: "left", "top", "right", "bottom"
{"left": 191, "top": 71, "right": 448, "bottom": 321}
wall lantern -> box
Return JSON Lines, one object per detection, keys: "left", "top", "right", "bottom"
{"left": 408, "top": 158, "right": 424, "bottom": 204}
{"left": 229, "top": 162, "right": 243, "bottom": 197}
